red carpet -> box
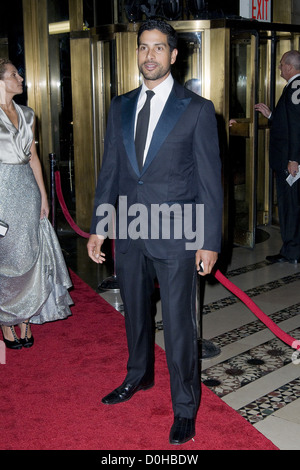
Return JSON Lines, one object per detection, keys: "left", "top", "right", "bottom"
{"left": 0, "top": 271, "right": 278, "bottom": 450}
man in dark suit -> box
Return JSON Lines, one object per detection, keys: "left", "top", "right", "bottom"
{"left": 87, "top": 19, "right": 223, "bottom": 445}
{"left": 255, "top": 50, "right": 300, "bottom": 263}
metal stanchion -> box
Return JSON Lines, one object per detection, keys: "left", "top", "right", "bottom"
{"left": 196, "top": 274, "right": 221, "bottom": 360}
{"left": 98, "top": 239, "right": 124, "bottom": 311}
{"left": 49, "top": 153, "right": 57, "bottom": 231}
{"left": 98, "top": 274, "right": 119, "bottom": 292}
{"left": 98, "top": 238, "right": 120, "bottom": 292}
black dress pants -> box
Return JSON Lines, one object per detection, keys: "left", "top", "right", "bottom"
{"left": 115, "top": 239, "right": 200, "bottom": 419}
{"left": 276, "top": 172, "right": 300, "bottom": 261}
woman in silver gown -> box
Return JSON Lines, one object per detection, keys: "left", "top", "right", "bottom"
{"left": 0, "top": 58, "right": 72, "bottom": 349}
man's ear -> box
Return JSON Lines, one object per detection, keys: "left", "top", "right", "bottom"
{"left": 171, "top": 48, "right": 178, "bottom": 65}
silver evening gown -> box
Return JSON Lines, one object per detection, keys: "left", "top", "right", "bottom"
{"left": 0, "top": 102, "right": 72, "bottom": 326}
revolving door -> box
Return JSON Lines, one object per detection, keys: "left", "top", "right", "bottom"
{"left": 22, "top": 10, "right": 300, "bottom": 246}
{"left": 229, "top": 26, "right": 300, "bottom": 247}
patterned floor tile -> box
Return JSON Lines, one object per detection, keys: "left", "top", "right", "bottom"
{"left": 210, "top": 303, "right": 300, "bottom": 348}
{"left": 203, "top": 271, "right": 300, "bottom": 314}
{"left": 237, "top": 378, "right": 300, "bottom": 424}
{"left": 155, "top": 258, "right": 300, "bottom": 428}
{"left": 202, "top": 328, "right": 300, "bottom": 397}
{"left": 226, "top": 260, "right": 270, "bottom": 277}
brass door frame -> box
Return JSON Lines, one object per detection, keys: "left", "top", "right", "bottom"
{"left": 228, "top": 24, "right": 300, "bottom": 247}
{"left": 22, "top": 0, "right": 53, "bottom": 191}
{"left": 21, "top": 8, "right": 300, "bottom": 237}
{"left": 23, "top": 0, "right": 96, "bottom": 231}
{"left": 91, "top": 20, "right": 230, "bottom": 110}
{"left": 229, "top": 31, "right": 259, "bottom": 248}
{"left": 91, "top": 20, "right": 230, "bottom": 247}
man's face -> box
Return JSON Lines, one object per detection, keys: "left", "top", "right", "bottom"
{"left": 279, "top": 54, "right": 293, "bottom": 81}
{"left": 137, "top": 29, "right": 178, "bottom": 88}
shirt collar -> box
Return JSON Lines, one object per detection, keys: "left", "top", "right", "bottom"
{"left": 287, "top": 73, "right": 300, "bottom": 86}
{"left": 141, "top": 73, "right": 174, "bottom": 98}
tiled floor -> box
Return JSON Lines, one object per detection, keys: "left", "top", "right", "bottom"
{"left": 60, "top": 224, "right": 300, "bottom": 450}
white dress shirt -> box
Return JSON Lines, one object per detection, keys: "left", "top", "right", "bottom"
{"left": 287, "top": 73, "right": 300, "bottom": 86}
{"left": 135, "top": 74, "right": 174, "bottom": 164}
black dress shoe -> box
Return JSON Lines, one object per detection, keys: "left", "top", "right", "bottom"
{"left": 1, "top": 326, "right": 22, "bottom": 350}
{"left": 20, "top": 334, "right": 34, "bottom": 348}
{"left": 169, "top": 417, "right": 195, "bottom": 445}
{"left": 266, "top": 254, "right": 287, "bottom": 263}
{"left": 2, "top": 336, "right": 22, "bottom": 350}
{"left": 19, "top": 321, "right": 34, "bottom": 348}
{"left": 101, "top": 381, "right": 154, "bottom": 405}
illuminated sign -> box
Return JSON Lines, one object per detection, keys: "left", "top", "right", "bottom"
{"left": 240, "top": 0, "right": 272, "bottom": 22}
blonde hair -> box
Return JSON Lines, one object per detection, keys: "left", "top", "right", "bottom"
{"left": 0, "top": 58, "right": 13, "bottom": 80}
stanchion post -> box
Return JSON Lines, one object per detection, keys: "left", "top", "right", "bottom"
{"left": 49, "top": 153, "right": 57, "bottom": 231}
{"left": 196, "top": 274, "right": 221, "bottom": 360}
{"left": 98, "top": 238, "right": 120, "bottom": 292}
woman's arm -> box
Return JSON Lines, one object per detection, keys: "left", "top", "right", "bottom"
{"left": 29, "top": 119, "right": 49, "bottom": 219}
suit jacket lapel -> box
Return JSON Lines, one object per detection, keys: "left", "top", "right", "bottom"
{"left": 121, "top": 83, "right": 191, "bottom": 177}
{"left": 142, "top": 87, "right": 191, "bottom": 175}
{"left": 121, "top": 87, "right": 141, "bottom": 177}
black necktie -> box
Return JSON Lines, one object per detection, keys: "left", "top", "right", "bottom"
{"left": 135, "top": 90, "right": 155, "bottom": 171}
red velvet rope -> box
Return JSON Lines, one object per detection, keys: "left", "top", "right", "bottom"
{"left": 54, "top": 170, "right": 300, "bottom": 350}
{"left": 54, "top": 170, "right": 89, "bottom": 239}
{"left": 214, "top": 269, "right": 299, "bottom": 350}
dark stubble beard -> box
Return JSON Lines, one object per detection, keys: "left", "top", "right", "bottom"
{"left": 138, "top": 61, "right": 171, "bottom": 82}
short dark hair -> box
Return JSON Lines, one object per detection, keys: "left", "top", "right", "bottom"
{"left": 137, "top": 19, "right": 178, "bottom": 52}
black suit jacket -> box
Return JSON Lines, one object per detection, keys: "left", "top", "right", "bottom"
{"left": 90, "top": 80, "right": 223, "bottom": 259}
{"left": 269, "top": 76, "right": 300, "bottom": 172}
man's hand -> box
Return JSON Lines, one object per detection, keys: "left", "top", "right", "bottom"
{"left": 196, "top": 249, "right": 218, "bottom": 276}
{"left": 288, "top": 160, "right": 299, "bottom": 176}
{"left": 254, "top": 103, "right": 271, "bottom": 119}
{"left": 87, "top": 234, "right": 106, "bottom": 264}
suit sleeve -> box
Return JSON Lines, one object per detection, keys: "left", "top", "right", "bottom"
{"left": 193, "top": 100, "right": 223, "bottom": 252}
{"left": 286, "top": 82, "right": 300, "bottom": 162}
{"left": 90, "top": 97, "right": 119, "bottom": 235}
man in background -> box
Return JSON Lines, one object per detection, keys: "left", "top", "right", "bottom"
{"left": 255, "top": 50, "right": 300, "bottom": 264}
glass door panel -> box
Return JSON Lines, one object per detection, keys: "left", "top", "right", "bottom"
{"left": 229, "top": 32, "right": 257, "bottom": 247}
{"left": 171, "top": 32, "right": 202, "bottom": 89}
{"left": 230, "top": 28, "right": 300, "bottom": 247}
{"left": 256, "top": 35, "right": 271, "bottom": 228}
{"left": 92, "top": 38, "right": 117, "bottom": 172}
